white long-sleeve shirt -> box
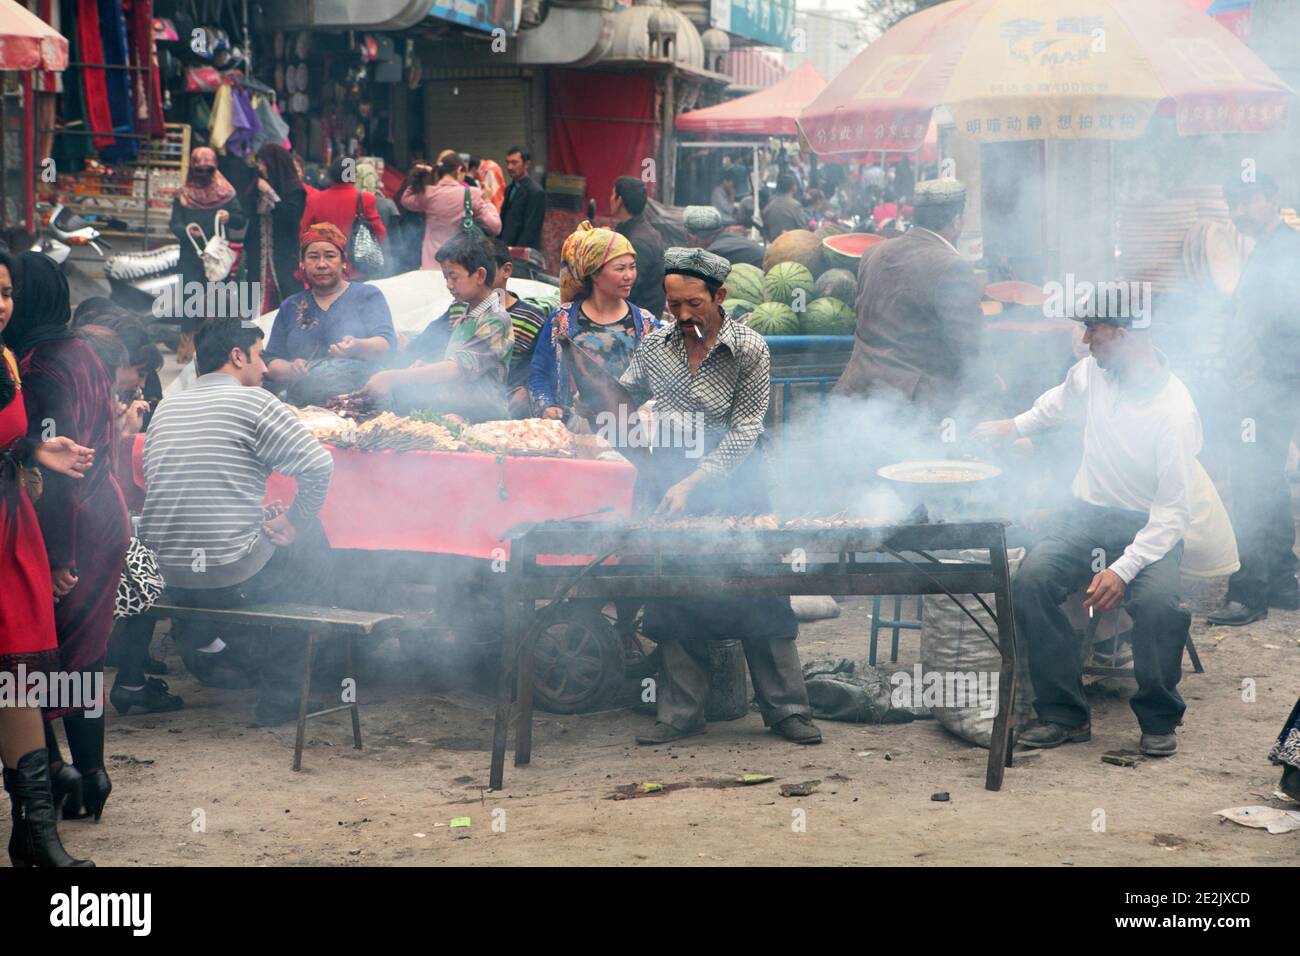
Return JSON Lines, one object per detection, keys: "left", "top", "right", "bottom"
{"left": 1013, "top": 355, "right": 1202, "bottom": 583}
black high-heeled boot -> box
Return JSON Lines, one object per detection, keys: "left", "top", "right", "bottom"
{"left": 72, "top": 768, "right": 112, "bottom": 823}
{"left": 44, "top": 722, "right": 84, "bottom": 818}
{"left": 51, "top": 762, "right": 84, "bottom": 820}
{"left": 62, "top": 712, "right": 111, "bottom": 823}
{"left": 3, "top": 748, "right": 94, "bottom": 867}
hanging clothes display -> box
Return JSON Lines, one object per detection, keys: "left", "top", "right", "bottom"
{"left": 208, "top": 82, "right": 235, "bottom": 151}
{"left": 250, "top": 96, "right": 291, "bottom": 154}
{"left": 98, "top": 0, "right": 139, "bottom": 163}
{"left": 126, "top": 0, "right": 165, "bottom": 138}
{"left": 29, "top": 1, "right": 63, "bottom": 162}
{"left": 224, "top": 86, "right": 262, "bottom": 156}
{"left": 73, "top": 0, "right": 115, "bottom": 150}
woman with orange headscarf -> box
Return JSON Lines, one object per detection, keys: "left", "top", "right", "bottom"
{"left": 528, "top": 221, "right": 659, "bottom": 423}
{"left": 263, "top": 224, "right": 396, "bottom": 405}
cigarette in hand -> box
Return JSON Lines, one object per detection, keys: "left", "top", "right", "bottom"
{"left": 1088, "top": 605, "right": 1094, "bottom": 619}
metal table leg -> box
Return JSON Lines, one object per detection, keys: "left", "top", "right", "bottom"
{"left": 489, "top": 615, "right": 518, "bottom": 790}
{"left": 513, "top": 600, "right": 537, "bottom": 767}
{"left": 985, "top": 537, "right": 1018, "bottom": 790}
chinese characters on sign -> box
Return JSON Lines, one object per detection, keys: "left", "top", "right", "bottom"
{"left": 810, "top": 114, "right": 928, "bottom": 151}
{"left": 962, "top": 113, "right": 1139, "bottom": 136}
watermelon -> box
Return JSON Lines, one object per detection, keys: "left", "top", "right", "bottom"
{"left": 763, "top": 261, "right": 815, "bottom": 307}
{"left": 800, "top": 297, "right": 855, "bottom": 336}
{"left": 747, "top": 301, "right": 799, "bottom": 337}
{"left": 724, "top": 298, "right": 758, "bottom": 322}
{"left": 813, "top": 221, "right": 847, "bottom": 243}
{"left": 822, "top": 232, "right": 887, "bottom": 272}
{"left": 724, "top": 262, "right": 764, "bottom": 304}
{"left": 814, "top": 268, "right": 857, "bottom": 304}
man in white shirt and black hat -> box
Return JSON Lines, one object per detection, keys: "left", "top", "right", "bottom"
{"left": 975, "top": 299, "right": 1203, "bottom": 757}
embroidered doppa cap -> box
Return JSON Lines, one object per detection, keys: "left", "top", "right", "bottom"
{"left": 664, "top": 246, "right": 731, "bottom": 284}
{"left": 913, "top": 178, "right": 967, "bottom": 206}
{"left": 683, "top": 205, "right": 724, "bottom": 233}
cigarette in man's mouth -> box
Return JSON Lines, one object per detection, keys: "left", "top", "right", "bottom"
{"left": 692, "top": 324, "right": 703, "bottom": 339}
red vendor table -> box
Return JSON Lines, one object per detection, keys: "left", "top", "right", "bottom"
{"left": 129, "top": 435, "right": 637, "bottom": 557}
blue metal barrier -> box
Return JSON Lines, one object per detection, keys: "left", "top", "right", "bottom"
{"left": 763, "top": 335, "right": 853, "bottom": 427}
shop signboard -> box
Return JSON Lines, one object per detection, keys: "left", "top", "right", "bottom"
{"left": 429, "top": 0, "right": 522, "bottom": 35}
{"left": 711, "top": 0, "right": 798, "bottom": 50}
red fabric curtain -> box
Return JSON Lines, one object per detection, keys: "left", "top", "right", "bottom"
{"left": 547, "top": 69, "right": 657, "bottom": 217}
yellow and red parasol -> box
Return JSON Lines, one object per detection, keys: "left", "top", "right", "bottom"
{"left": 797, "top": 0, "right": 1292, "bottom": 155}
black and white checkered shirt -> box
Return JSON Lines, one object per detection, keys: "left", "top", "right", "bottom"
{"left": 620, "top": 317, "right": 770, "bottom": 478}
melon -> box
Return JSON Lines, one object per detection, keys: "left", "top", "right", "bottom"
{"left": 814, "top": 268, "right": 857, "bottom": 304}
{"left": 822, "top": 232, "right": 887, "bottom": 272}
{"left": 800, "top": 297, "right": 855, "bottom": 336}
{"left": 724, "top": 262, "right": 764, "bottom": 305}
{"left": 813, "top": 221, "right": 847, "bottom": 243}
{"left": 724, "top": 298, "right": 758, "bottom": 322}
{"left": 763, "top": 261, "right": 815, "bottom": 307}
{"left": 747, "top": 301, "right": 799, "bottom": 337}
{"left": 762, "top": 229, "right": 823, "bottom": 275}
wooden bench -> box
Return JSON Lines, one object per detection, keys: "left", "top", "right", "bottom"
{"left": 140, "top": 602, "right": 403, "bottom": 770}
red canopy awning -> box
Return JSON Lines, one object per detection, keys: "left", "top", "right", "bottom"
{"left": 0, "top": 0, "right": 68, "bottom": 71}
{"left": 676, "top": 62, "right": 826, "bottom": 137}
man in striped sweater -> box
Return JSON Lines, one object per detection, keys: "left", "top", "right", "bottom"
{"left": 140, "top": 318, "right": 335, "bottom": 724}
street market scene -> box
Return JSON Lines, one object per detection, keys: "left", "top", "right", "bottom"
{"left": 0, "top": 0, "right": 1299, "bottom": 890}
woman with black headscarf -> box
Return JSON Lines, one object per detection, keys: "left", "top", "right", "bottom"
{"left": 244, "top": 143, "right": 307, "bottom": 312}
{"left": 0, "top": 251, "right": 96, "bottom": 866}
{"left": 3, "top": 252, "right": 130, "bottom": 826}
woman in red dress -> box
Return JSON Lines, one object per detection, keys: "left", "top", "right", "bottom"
{"left": 4, "top": 252, "right": 130, "bottom": 830}
{"left": 0, "top": 252, "right": 96, "bottom": 867}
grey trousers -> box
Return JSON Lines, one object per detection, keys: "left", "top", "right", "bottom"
{"left": 655, "top": 639, "right": 811, "bottom": 731}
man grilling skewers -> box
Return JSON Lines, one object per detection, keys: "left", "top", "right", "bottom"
{"left": 585, "top": 247, "right": 822, "bottom": 746}
{"left": 974, "top": 302, "right": 1202, "bottom": 757}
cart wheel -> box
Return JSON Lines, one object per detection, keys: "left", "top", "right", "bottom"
{"left": 530, "top": 603, "right": 625, "bottom": 715}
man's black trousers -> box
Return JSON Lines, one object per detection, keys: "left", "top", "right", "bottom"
{"left": 1012, "top": 502, "right": 1190, "bottom": 735}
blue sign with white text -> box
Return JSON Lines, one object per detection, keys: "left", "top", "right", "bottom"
{"left": 430, "top": 0, "right": 520, "bottom": 35}
{"left": 712, "top": 0, "right": 797, "bottom": 49}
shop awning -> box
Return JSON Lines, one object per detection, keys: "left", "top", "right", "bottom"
{"left": 798, "top": 0, "right": 1292, "bottom": 155}
{"left": 676, "top": 62, "right": 825, "bottom": 137}
{"left": 0, "top": 0, "right": 68, "bottom": 71}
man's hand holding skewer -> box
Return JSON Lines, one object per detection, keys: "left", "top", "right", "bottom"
{"left": 656, "top": 471, "right": 707, "bottom": 517}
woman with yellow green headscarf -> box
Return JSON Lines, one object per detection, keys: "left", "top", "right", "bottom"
{"left": 529, "top": 221, "right": 659, "bottom": 422}
{"left": 356, "top": 161, "right": 399, "bottom": 249}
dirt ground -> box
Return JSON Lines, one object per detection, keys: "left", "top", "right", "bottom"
{"left": 17, "top": 572, "right": 1298, "bottom": 868}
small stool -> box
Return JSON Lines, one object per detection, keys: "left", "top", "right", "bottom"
{"left": 869, "top": 594, "right": 923, "bottom": 666}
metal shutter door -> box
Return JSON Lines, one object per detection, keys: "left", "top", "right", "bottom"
{"left": 423, "top": 79, "right": 529, "bottom": 165}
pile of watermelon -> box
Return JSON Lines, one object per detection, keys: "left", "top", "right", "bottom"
{"left": 724, "top": 257, "right": 855, "bottom": 338}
